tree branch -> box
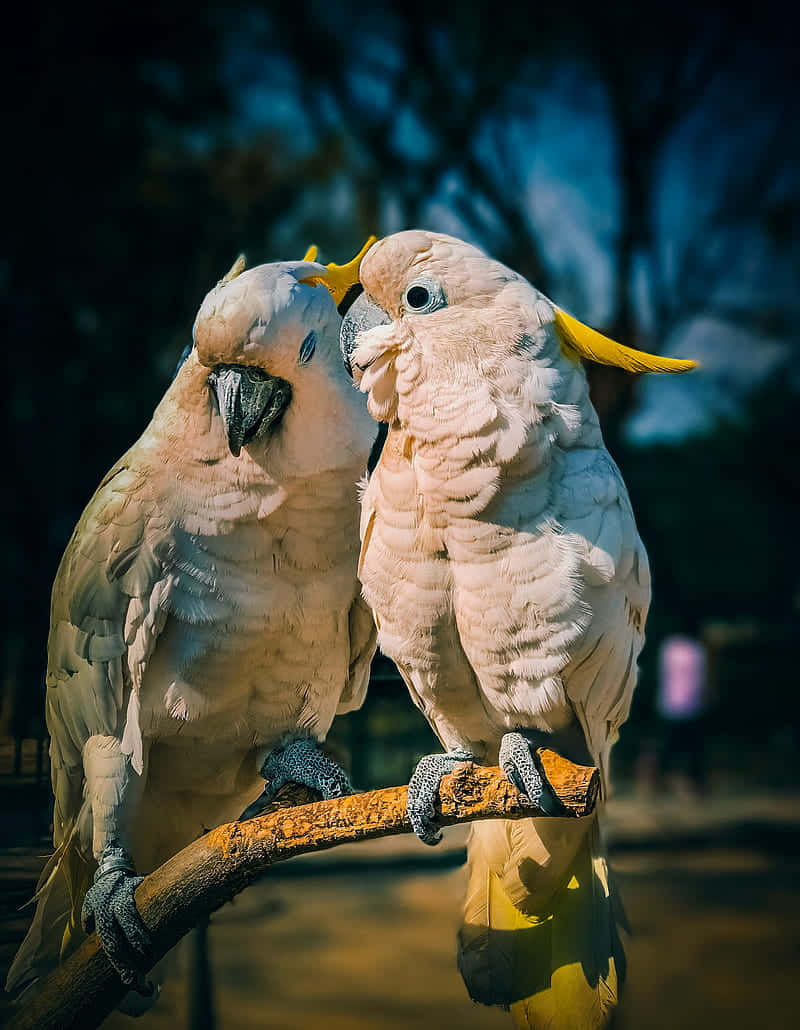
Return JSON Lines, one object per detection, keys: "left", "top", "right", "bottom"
{"left": 8, "top": 752, "right": 599, "bottom": 1030}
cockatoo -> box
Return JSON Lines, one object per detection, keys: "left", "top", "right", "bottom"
{"left": 7, "top": 242, "right": 378, "bottom": 1002}
{"left": 340, "top": 230, "right": 695, "bottom": 1029}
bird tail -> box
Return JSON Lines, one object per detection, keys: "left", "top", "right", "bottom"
{"left": 458, "top": 815, "right": 626, "bottom": 1030}
{"left": 5, "top": 804, "right": 94, "bottom": 997}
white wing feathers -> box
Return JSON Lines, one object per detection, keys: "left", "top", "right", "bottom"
{"left": 337, "top": 591, "right": 378, "bottom": 714}
{"left": 47, "top": 460, "right": 173, "bottom": 790}
{"left": 557, "top": 447, "right": 650, "bottom": 784}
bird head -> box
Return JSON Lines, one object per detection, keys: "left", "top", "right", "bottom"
{"left": 193, "top": 239, "right": 374, "bottom": 456}
{"left": 340, "top": 230, "right": 696, "bottom": 426}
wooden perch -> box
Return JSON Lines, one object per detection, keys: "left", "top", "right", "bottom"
{"left": 7, "top": 751, "right": 598, "bottom": 1030}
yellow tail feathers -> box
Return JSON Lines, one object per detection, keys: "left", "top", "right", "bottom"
{"left": 554, "top": 308, "right": 697, "bottom": 374}
{"left": 59, "top": 838, "right": 94, "bottom": 959}
{"left": 6, "top": 807, "right": 94, "bottom": 996}
{"left": 459, "top": 818, "right": 625, "bottom": 1030}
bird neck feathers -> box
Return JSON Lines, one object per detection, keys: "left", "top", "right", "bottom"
{"left": 376, "top": 329, "right": 598, "bottom": 526}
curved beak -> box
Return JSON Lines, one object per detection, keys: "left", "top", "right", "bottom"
{"left": 209, "top": 365, "right": 292, "bottom": 456}
{"left": 339, "top": 292, "right": 391, "bottom": 377}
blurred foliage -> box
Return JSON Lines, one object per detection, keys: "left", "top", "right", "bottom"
{"left": 1, "top": 0, "right": 797, "bottom": 769}
{"left": 626, "top": 370, "right": 800, "bottom": 622}
{"left": 619, "top": 369, "right": 800, "bottom": 772}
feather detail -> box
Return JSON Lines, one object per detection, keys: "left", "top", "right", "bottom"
{"left": 555, "top": 309, "right": 697, "bottom": 374}
{"left": 337, "top": 592, "right": 378, "bottom": 714}
{"left": 5, "top": 803, "right": 93, "bottom": 995}
{"left": 459, "top": 818, "right": 624, "bottom": 1030}
{"left": 120, "top": 688, "right": 143, "bottom": 775}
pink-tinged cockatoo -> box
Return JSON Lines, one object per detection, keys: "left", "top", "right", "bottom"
{"left": 340, "top": 230, "right": 695, "bottom": 1029}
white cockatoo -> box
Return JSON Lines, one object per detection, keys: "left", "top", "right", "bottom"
{"left": 7, "top": 242, "right": 378, "bottom": 1002}
{"left": 340, "top": 231, "right": 695, "bottom": 1029}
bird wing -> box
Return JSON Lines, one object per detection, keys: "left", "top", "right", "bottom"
{"left": 558, "top": 446, "right": 651, "bottom": 784}
{"left": 336, "top": 590, "right": 378, "bottom": 714}
{"left": 46, "top": 455, "right": 175, "bottom": 845}
{"left": 335, "top": 474, "right": 378, "bottom": 714}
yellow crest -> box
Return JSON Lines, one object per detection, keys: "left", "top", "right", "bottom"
{"left": 554, "top": 308, "right": 697, "bottom": 374}
{"left": 220, "top": 253, "right": 246, "bottom": 284}
{"left": 301, "top": 236, "right": 377, "bottom": 305}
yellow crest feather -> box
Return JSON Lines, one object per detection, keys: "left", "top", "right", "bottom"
{"left": 221, "top": 253, "right": 246, "bottom": 284}
{"left": 554, "top": 308, "right": 698, "bottom": 374}
{"left": 301, "top": 236, "right": 377, "bottom": 305}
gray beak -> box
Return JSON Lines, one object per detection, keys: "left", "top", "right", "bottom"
{"left": 209, "top": 365, "right": 292, "bottom": 456}
{"left": 339, "top": 292, "right": 390, "bottom": 377}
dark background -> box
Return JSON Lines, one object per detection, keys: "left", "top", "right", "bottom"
{"left": 1, "top": 2, "right": 798, "bottom": 1027}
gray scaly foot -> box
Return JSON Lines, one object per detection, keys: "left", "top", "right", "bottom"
{"left": 407, "top": 748, "right": 474, "bottom": 846}
{"left": 499, "top": 730, "right": 562, "bottom": 815}
{"left": 240, "top": 738, "right": 354, "bottom": 821}
{"left": 81, "top": 844, "right": 155, "bottom": 992}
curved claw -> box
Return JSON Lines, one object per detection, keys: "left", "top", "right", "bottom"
{"left": 82, "top": 865, "right": 154, "bottom": 990}
{"left": 499, "top": 731, "right": 562, "bottom": 816}
{"left": 407, "top": 749, "right": 474, "bottom": 846}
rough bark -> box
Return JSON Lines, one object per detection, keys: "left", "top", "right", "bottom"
{"left": 7, "top": 752, "right": 598, "bottom": 1030}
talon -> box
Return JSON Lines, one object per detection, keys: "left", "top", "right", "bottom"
{"left": 82, "top": 845, "right": 154, "bottom": 991}
{"left": 406, "top": 749, "right": 473, "bottom": 846}
{"left": 499, "top": 731, "right": 562, "bottom": 815}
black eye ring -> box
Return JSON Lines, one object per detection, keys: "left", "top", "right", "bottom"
{"left": 406, "top": 285, "right": 431, "bottom": 309}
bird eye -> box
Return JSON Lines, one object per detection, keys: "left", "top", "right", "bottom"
{"left": 406, "top": 285, "right": 430, "bottom": 309}
{"left": 403, "top": 277, "right": 446, "bottom": 314}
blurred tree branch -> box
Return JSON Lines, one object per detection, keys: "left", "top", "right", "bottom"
{"left": 6, "top": 755, "right": 599, "bottom": 1030}
{"left": 570, "top": 6, "right": 739, "bottom": 440}
{"left": 268, "top": 2, "right": 553, "bottom": 286}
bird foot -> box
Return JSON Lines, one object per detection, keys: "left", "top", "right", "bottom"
{"left": 240, "top": 738, "right": 354, "bottom": 821}
{"left": 81, "top": 845, "right": 155, "bottom": 992}
{"left": 499, "top": 731, "right": 562, "bottom": 815}
{"left": 407, "top": 748, "right": 474, "bottom": 846}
